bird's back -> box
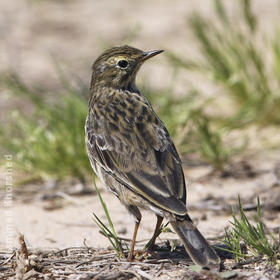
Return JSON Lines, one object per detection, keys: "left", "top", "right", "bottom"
{"left": 86, "top": 87, "right": 187, "bottom": 216}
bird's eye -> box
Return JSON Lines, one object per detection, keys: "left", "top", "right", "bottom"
{"left": 117, "top": 60, "right": 128, "bottom": 68}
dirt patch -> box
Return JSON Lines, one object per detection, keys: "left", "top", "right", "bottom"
{"left": 0, "top": 234, "right": 279, "bottom": 279}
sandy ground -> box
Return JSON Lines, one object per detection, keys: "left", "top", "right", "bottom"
{"left": 1, "top": 153, "right": 279, "bottom": 252}
{"left": 1, "top": 153, "right": 280, "bottom": 279}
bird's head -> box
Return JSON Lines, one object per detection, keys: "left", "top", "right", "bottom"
{"left": 91, "top": 45, "right": 163, "bottom": 90}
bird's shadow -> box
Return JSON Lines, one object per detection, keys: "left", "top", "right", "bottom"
{"left": 147, "top": 242, "right": 233, "bottom": 262}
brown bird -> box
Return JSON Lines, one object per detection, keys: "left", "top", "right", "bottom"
{"left": 85, "top": 45, "right": 220, "bottom": 268}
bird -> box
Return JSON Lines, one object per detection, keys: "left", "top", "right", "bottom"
{"left": 85, "top": 45, "right": 220, "bottom": 268}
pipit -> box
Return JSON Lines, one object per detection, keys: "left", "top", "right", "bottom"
{"left": 85, "top": 45, "right": 220, "bottom": 268}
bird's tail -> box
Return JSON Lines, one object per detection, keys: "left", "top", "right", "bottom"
{"left": 170, "top": 215, "right": 220, "bottom": 269}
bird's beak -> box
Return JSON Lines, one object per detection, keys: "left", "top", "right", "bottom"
{"left": 142, "top": 49, "right": 164, "bottom": 61}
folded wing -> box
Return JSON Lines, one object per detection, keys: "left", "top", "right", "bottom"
{"left": 86, "top": 95, "right": 187, "bottom": 216}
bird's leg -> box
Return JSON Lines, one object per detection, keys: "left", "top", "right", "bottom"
{"left": 146, "top": 215, "right": 163, "bottom": 252}
{"left": 127, "top": 220, "right": 141, "bottom": 261}
{"left": 126, "top": 205, "right": 142, "bottom": 261}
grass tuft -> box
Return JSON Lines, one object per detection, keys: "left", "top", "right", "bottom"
{"left": 168, "top": 0, "right": 280, "bottom": 127}
{"left": 0, "top": 73, "right": 91, "bottom": 182}
{"left": 92, "top": 178, "right": 126, "bottom": 259}
{"left": 224, "top": 196, "right": 279, "bottom": 263}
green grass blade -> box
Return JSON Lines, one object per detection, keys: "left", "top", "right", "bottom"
{"left": 92, "top": 213, "right": 119, "bottom": 253}
{"left": 225, "top": 196, "right": 278, "bottom": 262}
{"left": 92, "top": 179, "right": 118, "bottom": 238}
{"left": 92, "top": 178, "right": 124, "bottom": 258}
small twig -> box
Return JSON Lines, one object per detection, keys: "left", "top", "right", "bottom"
{"left": 136, "top": 269, "right": 153, "bottom": 279}
{"left": 232, "top": 256, "right": 263, "bottom": 268}
{"left": 75, "top": 259, "right": 108, "bottom": 269}
{"left": 91, "top": 265, "right": 116, "bottom": 279}
{"left": 2, "top": 272, "right": 16, "bottom": 278}
{"left": 155, "top": 262, "right": 165, "bottom": 277}
{"left": 45, "top": 259, "right": 79, "bottom": 265}
{"left": 54, "top": 246, "right": 97, "bottom": 256}
{"left": 83, "top": 238, "right": 89, "bottom": 248}
{"left": 110, "top": 261, "right": 165, "bottom": 267}
{"left": 0, "top": 251, "right": 16, "bottom": 266}
{"left": 19, "top": 234, "right": 28, "bottom": 260}
{"left": 121, "top": 269, "right": 142, "bottom": 280}
{"left": 18, "top": 233, "right": 32, "bottom": 273}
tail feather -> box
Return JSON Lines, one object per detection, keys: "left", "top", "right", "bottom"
{"left": 170, "top": 216, "right": 220, "bottom": 268}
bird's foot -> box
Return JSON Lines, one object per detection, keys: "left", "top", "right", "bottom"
{"left": 127, "top": 249, "right": 160, "bottom": 261}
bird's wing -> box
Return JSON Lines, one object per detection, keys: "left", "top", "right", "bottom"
{"left": 86, "top": 94, "right": 187, "bottom": 215}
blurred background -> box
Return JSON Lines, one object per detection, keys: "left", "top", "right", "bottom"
{"left": 0, "top": 0, "right": 280, "bottom": 253}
